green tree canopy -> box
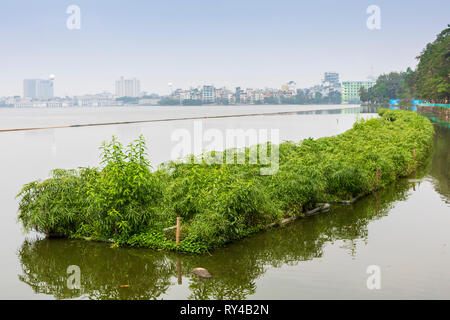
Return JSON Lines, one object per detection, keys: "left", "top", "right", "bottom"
{"left": 414, "top": 25, "right": 450, "bottom": 100}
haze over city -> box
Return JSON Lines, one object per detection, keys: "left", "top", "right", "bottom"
{"left": 0, "top": 0, "right": 449, "bottom": 96}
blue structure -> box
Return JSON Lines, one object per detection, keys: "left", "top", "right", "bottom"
{"left": 389, "top": 99, "right": 400, "bottom": 105}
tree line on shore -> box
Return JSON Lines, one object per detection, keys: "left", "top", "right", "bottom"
{"left": 360, "top": 25, "right": 450, "bottom": 106}
{"left": 158, "top": 90, "right": 342, "bottom": 106}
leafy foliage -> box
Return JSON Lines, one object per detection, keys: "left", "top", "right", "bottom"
{"left": 360, "top": 70, "right": 414, "bottom": 104}
{"left": 414, "top": 25, "right": 450, "bottom": 100}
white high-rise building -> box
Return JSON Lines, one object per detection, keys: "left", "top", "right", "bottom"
{"left": 23, "top": 79, "right": 54, "bottom": 100}
{"left": 115, "top": 77, "right": 140, "bottom": 97}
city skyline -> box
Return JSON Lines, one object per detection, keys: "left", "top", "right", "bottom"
{"left": 5, "top": 71, "right": 353, "bottom": 100}
{"left": 0, "top": 0, "right": 449, "bottom": 96}
{"left": 4, "top": 72, "right": 369, "bottom": 99}
{"left": 3, "top": 72, "right": 350, "bottom": 107}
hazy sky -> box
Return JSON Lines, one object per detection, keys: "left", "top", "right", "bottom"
{"left": 0, "top": 0, "right": 448, "bottom": 96}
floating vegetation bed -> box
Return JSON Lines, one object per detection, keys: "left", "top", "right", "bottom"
{"left": 17, "top": 109, "right": 434, "bottom": 253}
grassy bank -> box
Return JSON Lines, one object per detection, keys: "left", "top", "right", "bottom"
{"left": 17, "top": 109, "right": 434, "bottom": 253}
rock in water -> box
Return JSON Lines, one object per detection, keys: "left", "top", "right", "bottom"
{"left": 192, "top": 267, "right": 212, "bottom": 278}
{"left": 321, "top": 203, "right": 331, "bottom": 212}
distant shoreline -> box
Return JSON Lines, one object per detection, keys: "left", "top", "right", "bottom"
{"left": 0, "top": 105, "right": 362, "bottom": 133}
{"left": 4, "top": 103, "right": 349, "bottom": 109}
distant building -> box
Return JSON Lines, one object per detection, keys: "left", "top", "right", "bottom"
{"left": 14, "top": 97, "right": 71, "bottom": 108}
{"left": 323, "top": 72, "right": 340, "bottom": 88}
{"left": 74, "top": 93, "right": 122, "bottom": 107}
{"left": 342, "top": 81, "right": 375, "bottom": 103}
{"left": 286, "top": 80, "right": 297, "bottom": 93}
{"left": 235, "top": 87, "right": 241, "bottom": 104}
{"left": 115, "top": 77, "right": 140, "bottom": 97}
{"left": 23, "top": 79, "right": 54, "bottom": 100}
{"left": 202, "top": 85, "right": 215, "bottom": 104}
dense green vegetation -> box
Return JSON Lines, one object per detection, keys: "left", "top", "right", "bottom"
{"left": 115, "top": 96, "right": 139, "bottom": 104}
{"left": 263, "top": 89, "right": 341, "bottom": 105}
{"left": 359, "top": 69, "right": 414, "bottom": 105}
{"left": 414, "top": 26, "right": 450, "bottom": 100}
{"left": 158, "top": 90, "right": 341, "bottom": 106}
{"left": 360, "top": 25, "right": 449, "bottom": 105}
{"left": 18, "top": 175, "right": 421, "bottom": 299}
{"left": 17, "top": 110, "right": 434, "bottom": 253}
{"left": 158, "top": 97, "right": 182, "bottom": 106}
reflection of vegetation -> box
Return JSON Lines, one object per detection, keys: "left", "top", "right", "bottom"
{"left": 418, "top": 108, "right": 450, "bottom": 127}
{"left": 18, "top": 240, "right": 176, "bottom": 300}
{"left": 181, "top": 178, "right": 416, "bottom": 300}
{"left": 18, "top": 178, "right": 413, "bottom": 300}
{"left": 428, "top": 125, "right": 449, "bottom": 203}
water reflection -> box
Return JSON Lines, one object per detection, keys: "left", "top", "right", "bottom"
{"left": 428, "top": 124, "right": 449, "bottom": 203}
{"left": 17, "top": 178, "right": 413, "bottom": 300}
{"left": 18, "top": 240, "right": 176, "bottom": 300}
{"left": 16, "top": 123, "right": 449, "bottom": 300}
{"left": 265, "top": 106, "right": 361, "bottom": 116}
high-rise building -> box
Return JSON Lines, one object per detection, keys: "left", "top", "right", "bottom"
{"left": 23, "top": 79, "right": 54, "bottom": 100}
{"left": 202, "top": 85, "right": 215, "bottom": 104}
{"left": 235, "top": 87, "right": 241, "bottom": 104}
{"left": 322, "top": 72, "right": 340, "bottom": 88}
{"left": 115, "top": 77, "right": 140, "bottom": 97}
{"left": 342, "top": 81, "right": 375, "bottom": 103}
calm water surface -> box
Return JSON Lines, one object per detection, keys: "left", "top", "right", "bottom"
{"left": 0, "top": 105, "right": 448, "bottom": 299}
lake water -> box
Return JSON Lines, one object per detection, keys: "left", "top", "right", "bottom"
{"left": 0, "top": 104, "right": 448, "bottom": 299}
